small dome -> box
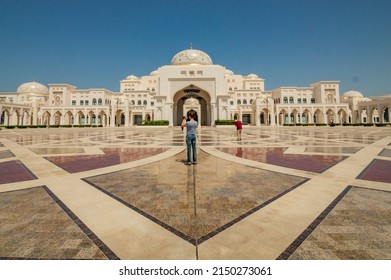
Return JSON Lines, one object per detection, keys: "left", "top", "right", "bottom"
{"left": 184, "top": 97, "right": 200, "bottom": 105}
{"left": 342, "top": 90, "right": 364, "bottom": 98}
{"left": 17, "top": 81, "right": 48, "bottom": 95}
{"left": 245, "top": 74, "right": 259, "bottom": 79}
{"left": 225, "top": 69, "right": 234, "bottom": 75}
{"left": 171, "top": 48, "right": 213, "bottom": 65}
{"left": 126, "top": 75, "right": 138, "bottom": 80}
{"left": 150, "top": 70, "right": 158, "bottom": 76}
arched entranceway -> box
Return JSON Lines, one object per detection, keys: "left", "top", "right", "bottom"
{"left": 173, "top": 85, "right": 211, "bottom": 126}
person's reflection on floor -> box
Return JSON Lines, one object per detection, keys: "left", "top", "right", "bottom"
{"left": 236, "top": 147, "right": 243, "bottom": 158}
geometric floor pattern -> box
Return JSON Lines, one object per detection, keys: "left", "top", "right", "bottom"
{"left": 217, "top": 147, "right": 346, "bottom": 173}
{"left": 0, "top": 186, "right": 117, "bottom": 259}
{"left": 285, "top": 186, "right": 391, "bottom": 260}
{"left": 84, "top": 150, "right": 307, "bottom": 245}
{"left": 45, "top": 147, "right": 169, "bottom": 173}
{"left": 0, "top": 126, "right": 390, "bottom": 259}
{"left": 356, "top": 159, "right": 391, "bottom": 184}
{"left": 0, "top": 160, "right": 37, "bottom": 184}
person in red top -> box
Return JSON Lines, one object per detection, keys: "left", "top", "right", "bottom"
{"left": 234, "top": 116, "right": 242, "bottom": 141}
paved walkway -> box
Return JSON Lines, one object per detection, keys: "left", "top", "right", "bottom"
{"left": 0, "top": 126, "right": 390, "bottom": 259}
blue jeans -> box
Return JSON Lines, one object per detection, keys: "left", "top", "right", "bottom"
{"left": 186, "top": 134, "right": 197, "bottom": 163}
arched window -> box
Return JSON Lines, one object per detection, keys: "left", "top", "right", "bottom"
{"left": 283, "top": 97, "right": 288, "bottom": 104}
{"left": 289, "top": 97, "right": 294, "bottom": 104}
{"left": 243, "top": 99, "right": 247, "bottom": 105}
{"left": 98, "top": 98, "right": 102, "bottom": 105}
{"left": 55, "top": 96, "right": 61, "bottom": 106}
{"left": 237, "top": 99, "right": 241, "bottom": 105}
{"left": 131, "top": 100, "right": 135, "bottom": 105}
{"left": 92, "top": 98, "right": 97, "bottom": 105}
{"left": 250, "top": 99, "right": 253, "bottom": 104}
{"left": 137, "top": 100, "right": 141, "bottom": 105}
{"left": 143, "top": 100, "right": 147, "bottom": 105}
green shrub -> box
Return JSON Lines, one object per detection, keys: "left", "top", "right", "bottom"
{"left": 363, "top": 123, "right": 374, "bottom": 126}
{"left": 315, "top": 123, "right": 327, "bottom": 126}
{"left": 141, "top": 120, "right": 169, "bottom": 126}
{"left": 5, "top": 126, "right": 15, "bottom": 129}
{"left": 375, "top": 123, "right": 388, "bottom": 127}
{"left": 215, "top": 120, "right": 235, "bottom": 125}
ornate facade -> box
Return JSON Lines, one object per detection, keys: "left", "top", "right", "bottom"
{"left": 1, "top": 47, "right": 390, "bottom": 126}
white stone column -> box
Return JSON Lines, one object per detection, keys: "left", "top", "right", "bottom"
{"left": 110, "top": 109, "right": 115, "bottom": 127}
{"left": 211, "top": 102, "right": 217, "bottom": 125}
{"left": 366, "top": 106, "right": 371, "bottom": 123}
{"left": 255, "top": 105, "right": 260, "bottom": 126}
{"left": 125, "top": 107, "right": 129, "bottom": 127}
{"left": 323, "top": 110, "right": 327, "bottom": 124}
{"left": 308, "top": 109, "right": 313, "bottom": 123}
{"left": 270, "top": 104, "right": 276, "bottom": 126}
{"left": 377, "top": 105, "right": 382, "bottom": 123}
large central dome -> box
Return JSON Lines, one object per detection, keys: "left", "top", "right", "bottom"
{"left": 17, "top": 81, "right": 48, "bottom": 95}
{"left": 171, "top": 48, "right": 213, "bottom": 65}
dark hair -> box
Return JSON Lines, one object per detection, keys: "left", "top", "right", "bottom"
{"left": 188, "top": 111, "right": 196, "bottom": 119}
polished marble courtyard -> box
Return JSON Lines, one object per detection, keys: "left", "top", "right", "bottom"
{"left": 0, "top": 126, "right": 390, "bottom": 259}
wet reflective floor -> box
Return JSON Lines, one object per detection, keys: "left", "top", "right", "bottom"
{"left": 0, "top": 126, "right": 390, "bottom": 260}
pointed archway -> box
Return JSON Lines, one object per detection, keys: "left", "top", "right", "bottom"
{"left": 173, "top": 84, "right": 211, "bottom": 126}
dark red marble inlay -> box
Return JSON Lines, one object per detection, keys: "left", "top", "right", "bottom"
{"left": 217, "top": 147, "right": 346, "bottom": 173}
{"left": 0, "top": 160, "right": 36, "bottom": 184}
{"left": 357, "top": 159, "right": 391, "bottom": 183}
{"left": 45, "top": 148, "right": 169, "bottom": 173}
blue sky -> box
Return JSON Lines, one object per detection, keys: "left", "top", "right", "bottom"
{"left": 0, "top": 0, "right": 390, "bottom": 95}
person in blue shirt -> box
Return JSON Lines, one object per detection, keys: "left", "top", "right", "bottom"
{"left": 181, "top": 111, "right": 198, "bottom": 165}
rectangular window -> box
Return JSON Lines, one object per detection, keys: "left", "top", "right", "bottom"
{"left": 298, "top": 98, "right": 301, "bottom": 104}
{"left": 80, "top": 100, "right": 84, "bottom": 105}
{"left": 72, "top": 100, "right": 76, "bottom": 106}
{"left": 85, "top": 100, "right": 89, "bottom": 105}
{"left": 303, "top": 98, "right": 307, "bottom": 104}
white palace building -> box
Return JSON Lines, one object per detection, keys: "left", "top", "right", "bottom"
{"left": 1, "top": 47, "right": 390, "bottom": 127}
